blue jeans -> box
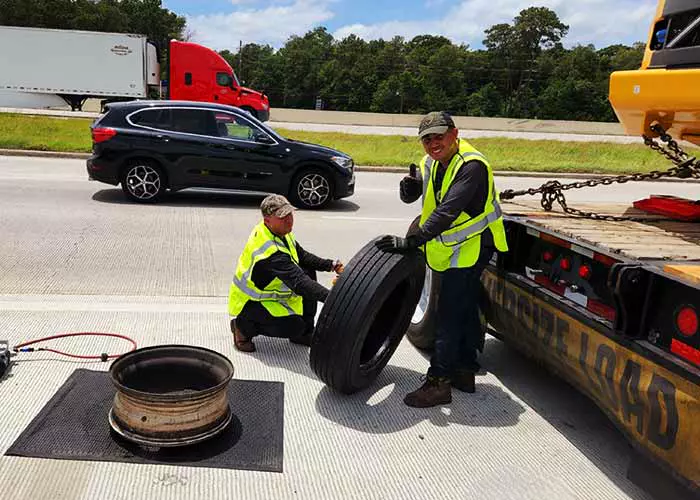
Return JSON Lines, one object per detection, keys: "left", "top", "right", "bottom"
{"left": 429, "top": 253, "right": 490, "bottom": 378}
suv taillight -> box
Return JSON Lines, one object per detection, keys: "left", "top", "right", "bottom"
{"left": 92, "top": 127, "right": 117, "bottom": 143}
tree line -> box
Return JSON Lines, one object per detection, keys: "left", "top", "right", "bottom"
{"left": 0, "top": 1, "right": 645, "bottom": 121}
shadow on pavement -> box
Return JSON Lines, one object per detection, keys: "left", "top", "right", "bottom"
{"left": 314, "top": 364, "right": 525, "bottom": 434}
{"left": 464, "top": 337, "right": 656, "bottom": 500}
{"left": 91, "top": 188, "right": 360, "bottom": 212}
{"left": 250, "top": 338, "right": 525, "bottom": 434}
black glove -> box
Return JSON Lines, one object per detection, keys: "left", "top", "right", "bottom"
{"left": 399, "top": 175, "right": 422, "bottom": 202}
{"left": 375, "top": 235, "right": 419, "bottom": 253}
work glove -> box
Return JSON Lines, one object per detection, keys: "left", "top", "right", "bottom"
{"left": 375, "top": 235, "right": 419, "bottom": 254}
{"left": 399, "top": 164, "right": 422, "bottom": 202}
{"left": 400, "top": 176, "right": 422, "bottom": 201}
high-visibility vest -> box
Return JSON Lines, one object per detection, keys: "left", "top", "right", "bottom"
{"left": 419, "top": 139, "right": 508, "bottom": 271}
{"left": 228, "top": 221, "right": 304, "bottom": 317}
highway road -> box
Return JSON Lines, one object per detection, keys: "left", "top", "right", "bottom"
{"left": 1, "top": 154, "right": 696, "bottom": 499}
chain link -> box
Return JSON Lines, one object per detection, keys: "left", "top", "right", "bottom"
{"left": 499, "top": 123, "right": 700, "bottom": 221}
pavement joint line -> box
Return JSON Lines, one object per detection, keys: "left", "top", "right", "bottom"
{"left": 2, "top": 148, "right": 699, "bottom": 183}
{"left": 0, "top": 294, "right": 227, "bottom": 313}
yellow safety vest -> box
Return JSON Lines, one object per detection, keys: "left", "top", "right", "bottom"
{"left": 419, "top": 139, "right": 508, "bottom": 271}
{"left": 228, "top": 221, "right": 304, "bottom": 318}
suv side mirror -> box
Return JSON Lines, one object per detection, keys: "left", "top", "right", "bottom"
{"left": 255, "top": 134, "right": 275, "bottom": 145}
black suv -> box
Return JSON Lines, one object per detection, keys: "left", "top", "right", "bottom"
{"left": 87, "top": 101, "right": 355, "bottom": 209}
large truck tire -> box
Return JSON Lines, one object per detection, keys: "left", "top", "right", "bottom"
{"left": 310, "top": 236, "right": 425, "bottom": 394}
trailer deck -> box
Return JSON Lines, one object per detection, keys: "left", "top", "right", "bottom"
{"left": 503, "top": 200, "right": 700, "bottom": 277}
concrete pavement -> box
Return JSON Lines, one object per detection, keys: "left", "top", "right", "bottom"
{"left": 0, "top": 154, "right": 689, "bottom": 500}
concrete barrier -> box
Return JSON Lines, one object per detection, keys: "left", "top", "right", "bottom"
{"left": 268, "top": 109, "right": 626, "bottom": 136}
{"left": 1, "top": 100, "right": 625, "bottom": 136}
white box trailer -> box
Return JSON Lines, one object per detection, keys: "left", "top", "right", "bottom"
{"left": 0, "top": 26, "right": 159, "bottom": 110}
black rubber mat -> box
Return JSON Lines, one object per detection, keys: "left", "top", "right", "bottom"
{"left": 6, "top": 369, "right": 284, "bottom": 473}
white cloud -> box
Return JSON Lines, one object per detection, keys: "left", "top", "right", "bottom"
{"left": 186, "top": 0, "right": 335, "bottom": 50}
{"left": 185, "top": 0, "right": 659, "bottom": 51}
{"left": 332, "top": 0, "right": 658, "bottom": 49}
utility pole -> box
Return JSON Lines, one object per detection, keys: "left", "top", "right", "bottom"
{"left": 238, "top": 40, "right": 243, "bottom": 83}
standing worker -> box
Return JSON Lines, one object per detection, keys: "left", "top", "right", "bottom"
{"left": 376, "top": 111, "right": 508, "bottom": 408}
{"left": 228, "top": 195, "right": 344, "bottom": 352}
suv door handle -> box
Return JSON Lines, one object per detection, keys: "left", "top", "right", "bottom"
{"left": 155, "top": 134, "right": 170, "bottom": 143}
{"left": 210, "top": 143, "right": 240, "bottom": 151}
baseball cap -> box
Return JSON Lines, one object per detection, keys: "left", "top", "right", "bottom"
{"left": 261, "top": 194, "right": 295, "bottom": 217}
{"left": 418, "top": 111, "right": 456, "bottom": 139}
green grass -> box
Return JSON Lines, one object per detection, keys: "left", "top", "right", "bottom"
{"left": 0, "top": 112, "right": 695, "bottom": 174}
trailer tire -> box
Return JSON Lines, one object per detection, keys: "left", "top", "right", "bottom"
{"left": 404, "top": 216, "right": 490, "bottom": 352}
{"left": 405, "top": 216, "right": 440, "bottom": 350}
{"left": 310, "top": 237, "right": 425, "bottom": 394}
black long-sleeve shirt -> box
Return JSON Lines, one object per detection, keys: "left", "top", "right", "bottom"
{"left": 251, "top": 240, "right": 334, "bottom": 303}
{"left": 402, "top": 157, "right": 494, "bottom": 248}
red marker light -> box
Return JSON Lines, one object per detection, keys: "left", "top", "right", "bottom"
{"left": 560, "top": 258, "right": 571, "bottom": 271}
{"left": 578, "top": 265, "right": 592, "bottom": 280}
{"left": 677, "top": 306, "right": 698, "bottom": 337}
{"left": 543, "top": 251, "right": 554, "bottom": 263}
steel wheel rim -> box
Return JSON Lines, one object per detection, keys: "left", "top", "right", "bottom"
{"left": 411, "top": 267, "right": 431, "bottom": 324}
{"left": 297, "top": 173, "right": 330, "bottom": 207}
{"left": 125, "top": 165, "right": 161, "bottom": 200}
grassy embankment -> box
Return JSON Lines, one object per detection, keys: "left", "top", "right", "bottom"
{"left": 0, "top": 113, "right": 691, "bottom": 174}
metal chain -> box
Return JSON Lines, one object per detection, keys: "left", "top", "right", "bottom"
{"left": 499, "top": 123, "right": 700, "bottom": 221}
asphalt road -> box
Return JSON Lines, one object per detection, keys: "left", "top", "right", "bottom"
{"left": 1, "top": 155, "right": 697, "bottom": 499}
{"left": 1, "top": 155, "right": 698, "bottom": 296}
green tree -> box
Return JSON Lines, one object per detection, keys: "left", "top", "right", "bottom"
{"left": 483, "top": 7, "right": 569, "bottom": 116}
{"left": 466, "top": 83, "right": 503, "bottom": 117}
{"left": 276, "top": 27, "right": 333, "bottom": 108}
{"left": 320, "top": 34, "right": 376, "bottom": 110}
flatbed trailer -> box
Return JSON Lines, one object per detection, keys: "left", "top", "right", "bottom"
{"left": 483, "top": 200, "right": 700, "bottom": 495}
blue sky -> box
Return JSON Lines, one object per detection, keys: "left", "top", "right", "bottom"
{"left": 163, "top": 0, "right": 658, "bottom": 52}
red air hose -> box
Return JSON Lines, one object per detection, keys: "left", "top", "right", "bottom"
{"left": 13, "top": 332, "right": 138, "bottom": 361}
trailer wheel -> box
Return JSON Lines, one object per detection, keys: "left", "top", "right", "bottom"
{"left": 121, "top": 160, "right": 167, "bottom": 203}
{"left": 310, "top": 237, "right": 425, "bottom": 394}
{"left": 404, "top": 216, "right": 489, "bottom": 352}
{"left": 405, "top": 216, "right": 440, "bottom": 350}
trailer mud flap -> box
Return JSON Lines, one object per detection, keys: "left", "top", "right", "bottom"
{"left": 482, "top": 268, "right": 700, "bottom": 492}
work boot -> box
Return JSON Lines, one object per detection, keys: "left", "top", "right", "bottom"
{"left": 451, "top": 369, "right": 475, "bottom": 393}
{"left": 231, "top": 320, "right": 256, "bottom": 353}
{"left": 289, "top": 331, "right": 312, "bottom": 347}
{"left": 403, "top": 375, "right": 451, "bottom": 408}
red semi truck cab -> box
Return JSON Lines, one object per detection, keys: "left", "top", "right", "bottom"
{"left": 168, "top": 40, "right": 270, "bottom": 121}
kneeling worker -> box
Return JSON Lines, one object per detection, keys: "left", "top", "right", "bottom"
{"left": 228, "top": 194, "right": 344, "bottom": 352}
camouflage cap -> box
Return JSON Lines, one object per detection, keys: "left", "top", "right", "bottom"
{"left": 418, "top": 111, "right": 456, "bottom": 138}
{"left": 261, "top": 194, "right": 295, "bottom": 218}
